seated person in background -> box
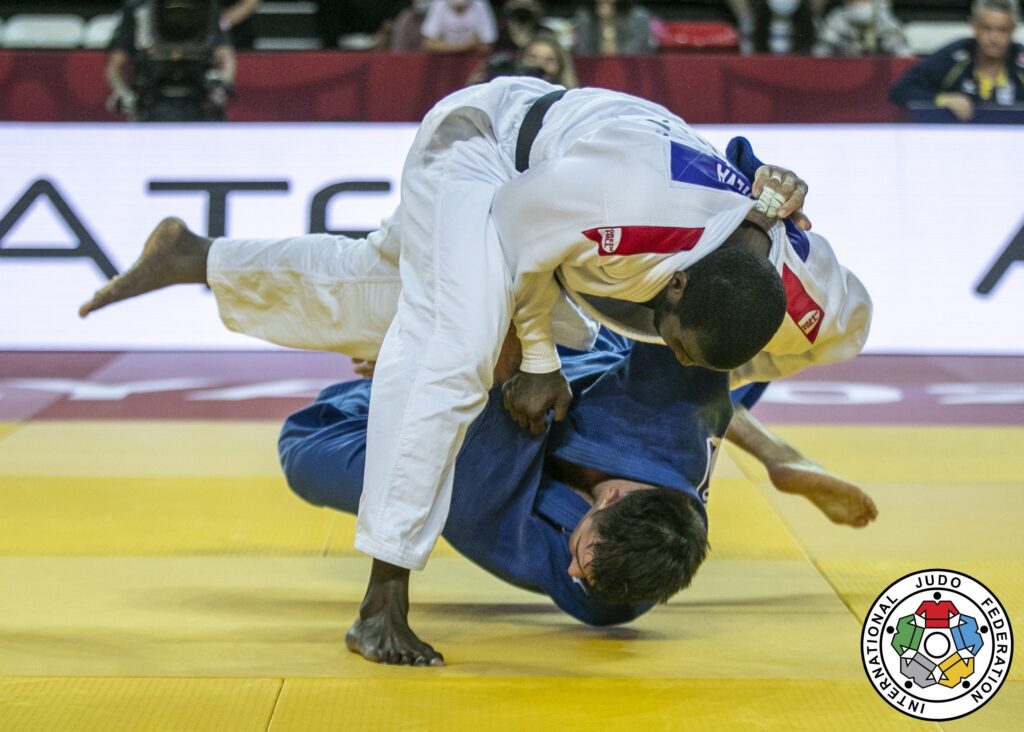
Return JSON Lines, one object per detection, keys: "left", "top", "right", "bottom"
{"left": 471, "top": 32, "right": 578, "bottom": 87}
{"left": 750, "top": 0, "right": 818, "bottom": 54}
{"left": 421, "top": 0, "right": 498, "bottom": 54}
{"left": 520, "top": 33, "right": 578, "bottom": 86}
{"left": 389, "top": 0, "right": 432, "bottom": 51}
{"left": 813, "top": 0, "right": 911, "bottom": 57}
{"left": 573, "top": 0, "right": 657, "bottom": 56}
{"left": 890, "top": 0, "right": 1023, "bottom": 121}
{"left": 496, "top": 0, "right": 557, "bottom": 52}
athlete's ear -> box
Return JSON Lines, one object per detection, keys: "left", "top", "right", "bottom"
{"left": 666, "top": 270, "right": 688, "bottom": 305}
{"left": 599, "top": 485, "right": 625, "bottom": 508}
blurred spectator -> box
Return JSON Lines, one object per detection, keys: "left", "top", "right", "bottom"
{"left": 813, "top": 0, "right": 911, "bottom": 57}
{"left": 750, "top": 0, "right": 818, "bottom": 54}
{"left": 390, "top": 0, "right": 432, "bottom": 51}
{"left": 107, "top": 0, "right": 236, "bottom": 121}
{"left": 890, "top": 0, "right": 1023, "bottom": 121}
{"left": 316, "top": 0, "right": 404, "bottom": 49}
{"left": 469, "top": 32, "right": 578, "bottom": 86}
{"left": 220, "top": 0, "right": 260, "bottom": 49}
{"left": 496, "top": 0, "right": 554, "bottom": 51}
{"left": 421, "top": 0, "right": 498, "bottom": 54}
{"left": 573, "top": 0, "right": 657, "bottom": 56}
{"left": 520, "top": 33, "right": 579, "bottom": 85}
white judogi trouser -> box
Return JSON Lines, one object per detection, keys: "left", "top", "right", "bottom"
{"left": 213, "top": 139, "right": 512, "bottom": 569}
{"left": 210, "top": 81, "right": 581, "bottom": 570}
{"left": 208, "top": 218, "right": 404, "bottom": 360}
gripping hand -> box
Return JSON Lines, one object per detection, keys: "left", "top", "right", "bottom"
{"left": 501, "top": 368, "right": 572, "bottom": 436}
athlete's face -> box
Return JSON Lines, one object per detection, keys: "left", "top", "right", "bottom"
{"left": 567, "top": 511, "right": 599, "bottom": 586}
{"left": 973, "top": 8, "right": 1016, "bottom": 63}
{"left": 653, "top": 271, "right": 728, "bottom": 370}
{"left": 657, "top": 313, "right": 716, "bottom": 369}
{"left": 567, "top": 480, "right": 655, "bottom": 589}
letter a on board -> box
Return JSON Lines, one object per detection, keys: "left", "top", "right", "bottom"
{"left": 0, "top": 178, "right": 118, "bottom": 279}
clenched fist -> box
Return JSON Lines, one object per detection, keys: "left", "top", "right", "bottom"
{"left": 501, "top": 368, "right": 572, "bottom": 436}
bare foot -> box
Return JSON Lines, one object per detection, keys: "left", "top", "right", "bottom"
{"left": 345, "top": 560, "right": 444, "bottom": 667}
{"left": 768, "top": 458, "right": 878, "bottom": 528}
{"left": 79, "top": 217, "right": 211, "bottom": 318}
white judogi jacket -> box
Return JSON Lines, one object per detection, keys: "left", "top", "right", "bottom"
{"left": 486, "top": 83, "right": 870, "bottom": 384}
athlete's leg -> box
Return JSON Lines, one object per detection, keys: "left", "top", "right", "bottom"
{"left": 207, "top": 219, "right": 400, "bottom": 360}
{"left": 347, "top": 123, "right": 514, "bottom": 666}
{"left": 278, "top": 384, "right": 371, "bottom": 514}
{"left": 79, "top": 216, "right": 403, "bottom": 361}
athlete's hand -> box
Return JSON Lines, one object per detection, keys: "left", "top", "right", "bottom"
{"left": 752, "top": 165, "right": 812, "bottom": 231}
{"left": 502, "top": 368, "right": 572, "bottom": 436}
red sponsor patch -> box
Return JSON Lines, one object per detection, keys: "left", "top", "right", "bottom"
{"left": 583, "top": 226, "right": 704, "bottom": 256}
{"left": 782, "top": 264, "right": 823, "bottom": 343}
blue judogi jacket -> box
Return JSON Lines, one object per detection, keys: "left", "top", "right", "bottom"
{"left": 279, "top": 330, "right": 734, "bottom": 626}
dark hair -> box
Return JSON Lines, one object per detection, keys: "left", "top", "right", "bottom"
{"left": 588, "top": 488, "right": 708, "bottom": 605}
{"left": 674, "top": 245, "right": 786, "bottom": 370}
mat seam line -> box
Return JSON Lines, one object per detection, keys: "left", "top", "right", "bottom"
{"left": 744, "top": 469, "right": 946, "bottom": 732}
{"left": 263, "top": 677, "right": 285, "bottom": 732}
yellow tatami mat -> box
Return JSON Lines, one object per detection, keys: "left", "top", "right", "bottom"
{"left": 0, "top": 420, "right": 1020, "bottom": 730}
{"left": 0, "top": 678, "right": 280, "bottom": 732}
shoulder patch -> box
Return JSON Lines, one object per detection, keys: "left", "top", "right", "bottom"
{"left": 583, "top": 225, "right": 703, "bottom": 256}
{"left": 670, "top": 141, "right": 751, "bottom": 196}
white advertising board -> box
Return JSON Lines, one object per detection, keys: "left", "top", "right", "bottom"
{"left": 0, "top": 123, "right": 1022, "bottom": 353}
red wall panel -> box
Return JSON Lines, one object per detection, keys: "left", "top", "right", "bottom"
{"left": 0, "top": 50, "right": 915, "bottom": 124}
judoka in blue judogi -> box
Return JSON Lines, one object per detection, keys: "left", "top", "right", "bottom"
{"left": 279, "top": 330, "right": 734, "bottom": 626}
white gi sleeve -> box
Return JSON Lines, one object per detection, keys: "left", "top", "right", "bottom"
{"left": 513, "top": 272, "right": 563, "bottom": 372}
{"left": 493, "top": 155, "right": 606, "bottom": 374}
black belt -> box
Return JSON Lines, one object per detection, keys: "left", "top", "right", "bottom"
{"left": 514, "top": 89, "right": 568, "bottom": 174}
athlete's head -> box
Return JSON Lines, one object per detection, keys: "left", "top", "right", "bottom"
{"left": 653, "top": 230, "right": 786, "bottom": 371}
{"left": 568, "top": 481, "right": 709, "bottom": 605}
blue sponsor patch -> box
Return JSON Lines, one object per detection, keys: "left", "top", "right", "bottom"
{"left": 784, "top": 219, "right": 810, "bottom": 262}
{"left": 670, "top": 141, "right": 751, "bottom": 196}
